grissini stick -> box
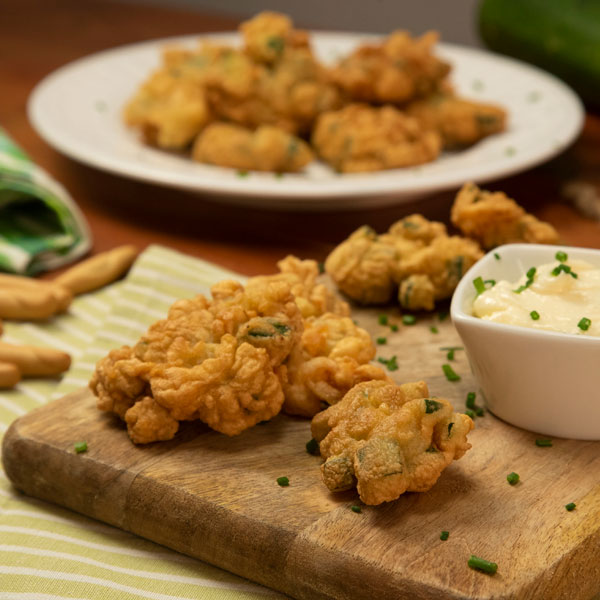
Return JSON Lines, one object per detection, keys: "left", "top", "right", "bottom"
{"left": 0, "top": 287, "right": 62, "bottom": 320}
{"left": 0, "top": 342, "right": 70, "bottom": 376}
{"left": 54, "top": 245, "right": 139, "bottom": 296}
{"left": 0, "top": 274, "right": 72, "bottom": 313}
{"left": 0, "top": 361, "right": 20, "bottom": 388}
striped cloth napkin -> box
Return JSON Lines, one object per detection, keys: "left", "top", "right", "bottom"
{"left": 0, "top": 244, "right": 284, "bottom": 600}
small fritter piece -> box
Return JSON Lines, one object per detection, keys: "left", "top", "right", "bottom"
{"left": 406, "top": 92, "right": 507, "bottom": 148}
{"left": 330, "top": 31, "right": 450, "bottom": 104}
{"left": 325, "top": 214, "right": 478, "bottom": 310}
{"left": 312, "top": 104, "right": 441, "bottom": 173}
{"left": 283, "top": 313, "right": 390, "bottom": 417}
{"left": 192, "top": 123, "right": 313, "bottom": 173}
{"left": 247, "top": 256, "right": 350, "bottom": 319}
{"left": 311, "top": 380, "right": 473, "bottom": 505}
{"left": 90, "top": 279, "right": 303, "bottom": 443}
{"left": 451, "top": 182, "right": 560, "bottom": 249}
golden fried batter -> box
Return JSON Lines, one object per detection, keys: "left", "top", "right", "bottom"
{"left": 330, "top": 31, "right": 450, "bottom": 104}
{"left": 312, "top": 104, "right": 441, "bottom": 173}
{"left": 283, "top": 313, "right": 390, "bottom": 417}
{"left": 90, "top": 279, "right": 303, "bottom": 443}
{"left": 451, "top": 182, "right": 560, "bottom": 249}
{"left": 311, "top": 380, "right": 473, "bottom": 505}
{"left": 406, "top": 92, "right": 507, "bottom": 148}
{"left": 192, "top": 123, "right": 313, "bottom": 172}
{"left": 325, "top": 214, "right": 482, "bottom": 310}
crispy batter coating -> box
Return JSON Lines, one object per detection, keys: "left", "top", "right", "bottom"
{"left": 247, "top": 256, "right": 350, "bottom": 319}
{"left": 283, "top": 313, "right": 390, "bottom": 417}
{"left": 330, "top": 31, "right": 450, "bottom": 104}
{"left": 192, "top": 123, "right": 313, "bottom": 172}
{"left": 406, "top": 92, "right": 507, "bottom": 148}
{"left": 311, "top": 380, "right": 473, "bottom": 505}
{"left": 325, "top": 215, "right": 482, "bottom": 310}
{"left": 90, "top": 279, "right": 303, "bottom": 443}
{"left": 312, "top": 104, "right": 441, "bottom": 173}
{"left": 451, "top": 182, "right": 560, "bottom": 249}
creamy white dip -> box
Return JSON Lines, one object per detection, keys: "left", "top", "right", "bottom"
{"left": 472, "top": 258, "right": 600, "bottom": 336}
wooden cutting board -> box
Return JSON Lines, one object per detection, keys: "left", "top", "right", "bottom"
{"left": 3, "top": 308, "right": 600, "bottom": 600}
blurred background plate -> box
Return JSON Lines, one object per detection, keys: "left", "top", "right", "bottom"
{"left": 28, "top": 32, "right": 584, "bottom": 211}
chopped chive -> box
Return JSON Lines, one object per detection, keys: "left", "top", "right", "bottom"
{"left": 442, "top": 364, "right": 460, "bottom": 381}
{"left": 446, "top": 349, "right": 455, "bottom": 360}
{"left": 306, "top": 438, "right": 319, "bottom": 455}
{"left": 441, "top": 346, "right": 463, "bottom": 361}
{"left": 274, "top": 172, "right": 284, "bottom": 179}
{"left": 318, "top": 262, "right": 325, "bottom": 274}
{"left": 484, "top": 279, "right": 496, "bottom": 287}
{"left": 530, "top": 310, "right": 540, "bottom": 321}
{"left": 430, "top": 326, "right": 439, "bottom": 334}
{"left": 535, "top": 438, "right": 553, "bottom": 447}
{"left": 447, "top": 422, "right": 454, "bottom": 437}
{"left": 378, "top": 355, "right": 398, "bottom": 371}
{"left": 376, "top": 336, "right": 387, "bottom": 345}
{"left": 514, "top": 267, "right": 537, "bottom": 293}
{"left": 465, "top": 409, "right": 476, "bottom": 419}
{"left": 390, "top": 323, "right": 399, "bottom": 332}
{"left": 74, "top": 441, "right": 88, "bottom": 454}
{"left": 237, "top": 170, "right": 249, "bottom": 177}
{"left": 351, "top": 505, "right": 362, "bottom": 513}
{"left": 468, "top": 555, "right": 498, "bottom": 574}
{"left": 494, "top": 252, "right": 501, "bottom": 260}
{"left": 466, "top": 392, "right": 476, "bottom": 409}
{"left": 526, "top": 267, "right": 536, "bottom": 279}
{"left": 378, "top": 314, "right": 388, "bottom": 325}
{"left": 555, "top": 251, "right": 568, "bottom": 263}
{"left": 440, "top": 530, "right": 450, "bottom": 541}
{"left": 507, "top": 472, "right": 520, "bottom": 485}
{"left": 565, "top": 502, "right": 576, "bottom": 512}
{"left": 475, "top": 407, "right": 485, "bottom": 417}
{"left": 276, "top": 476, "right": 290, "bottom": 487}
{"left": 578, "top": 317, "right": 591, "bottom": 331}
{"left": 425, "top": 398, "right": 443, "bottom": 414}
{"left": 473, "top": 276, "right": 486, "bottom": 295}
{"left": 438, "top": 310, "right": 449, "bottom": 321}
{"left": 551, "top": 263, "right": 577, "bottom": 278}
{"left": 505, "top": 146, "right": 516, "bottom": 157}
{"left": 402, "top": 314, "right": 417, "bottom": 326}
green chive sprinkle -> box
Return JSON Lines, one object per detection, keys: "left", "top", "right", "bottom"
{"left": 237, "top": 170, "right": 249, "bottom": 178}
{"left": 506, "top": 472, "right": 520, "bottom": 485}
{"left": 468, "top": 555, "right": 498, "bottom": 574}
{"left": 446, "top": 349, "right": 455, "bottom": 360}
{"left": 466, "top": 392, "right": 476, "bottom": 409}
{"left": 494, "top": 252, "right": 501, "bottom": 260}
{"left": 378, "top": 355, "right": 398, "bottom": 371}
{"left": 514, "top": 267, "right": 537, "bottom": 293}
{"left": 425, "top": 398, "right": 443, "bottom": 414}
{"left": 378, "top": 314, "right": 388, "bottom": 325}
{"left": 441, "top": 346, "right": 463, "bottom": 361}
{"left": 447, "top": 422, "right": 454, "bottom": 437}
{"left": 318, "top": 262, "right": 325, "bottom": 274}
{"left": 565, "top": 502, "right": 576, "bottom": 512}
{"left": 555, "top": 251, "right": 568, "bottom": 263}
{"left": 535, "top": 438, "right": 553, "bottom": 447}
{"left": 442, "top": 364, "right": 460, "bottom": 381}
{"left": 475, "top": 407, "right": 485, "bottom": 417}
{"left": 578, "top": 317, "right": 591, "bottom": 331}
{"left": 430, "top": 326, "right": 439, "bottom": 334}
{"left": 376, "top": 337, "right": 387, "bottom": 345}
{"left": 530, "top": 310, "right": 540, "bottom": 321}
{"left": 440, "top": 530, "right": 450, "bottom": 541}
{"left": 473, "top": 276, "right": 486, "bottom": 295}
{"left": 74, "top": 441, "right": 88, "bottom": 454}
{"left": 551, "top": 263, "right": 577, "bottom": 278}
{"left": 306, "top": 438, "right": 319, "bottom": 455}
{"left": 390, "top": 324, "right": 399, "bottom": 332}
{"left": 402, "top": 314, "right": 417, "bottom": 326}
{"left": 465, "top": 409, "right": 476, "bottom": 419}
{"left": 351, "top": 505, "right": 362, "bottom": 513}
{"left": 277, "top": 476, "right": 290, "bottom": 487}
{"left": 526, "top": 267, "right": 536, "bottom": 279}
{"left": 438, "top": 310, "right": 449, "bottom": 321}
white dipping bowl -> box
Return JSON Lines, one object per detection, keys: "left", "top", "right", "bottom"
{"left": 451, "top": 243, "right": 600, "bottom": 440}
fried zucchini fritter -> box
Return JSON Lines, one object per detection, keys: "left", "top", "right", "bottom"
{"left": 311, "top": 380, "right": 473, "bottom": 505}
{"left": 312, "top": 104, "right": 441, "bottom": 173}
{"left": 451, "top": 182, "right": 560, "bottom": 249}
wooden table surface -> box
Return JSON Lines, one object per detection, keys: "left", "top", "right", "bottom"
{"left": 2, "top": 0, "right": 600, "bottom": 277}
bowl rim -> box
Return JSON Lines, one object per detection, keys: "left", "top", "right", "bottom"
{"left": 450, "top": 243, "right": 600, "bottom": 345}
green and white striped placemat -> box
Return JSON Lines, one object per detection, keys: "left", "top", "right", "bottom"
{"left": 0, "top": 244, "right": 285, "bottom": 600}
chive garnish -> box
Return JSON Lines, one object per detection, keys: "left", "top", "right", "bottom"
{"left": 578, "top": 317, "right": 591, "bottom": 331}
{"left": 430, "top": 326, "right": 439, "bottom": 334}
{"left": 535, "top": 439, "right": 553, "bottom": 447}
{"left": 376, "top": 337, "right": 387, "bottom": 345}
{"left": 438, "top": 310, "right": 449, "bottom": 321}
{"left": 378, "top": 314, "right": 388, "bottom": 325}
{"left": 237, "top": 170, "right": 249, "bottom": 177}
{"left": 465, "top": 409, "right": 476, "bottom": 419}
{"left": 425, "top": 398, "right": 443, "bottom": 414}
{"left": 555, "top": 251, "right": 568, "bottom": 263}
{"left": 351, "top": 505, "right": 362, "bottom": 513}
{"left": 494, "top": 252, "right": 501, "bottom": 260}
{"left": 378, "top": 355, "right": 398, "bottom": 371}
{"left": 468, "top": 555, "right": 498, "bottom": 574}
{"left": 475, "top": 407, "right": 485, "bottom": 417}
{"left": 390, "top": 324, "right": 399, "bottom": 332}
{"left": 441, "top": 346, "right": 463, "bottom": 361}
{"left": 565, "top": 502, "right": 576, "bottom": 511}
{"left": 402, "top": 314, "right": 416, "bottom": 325}
{"left": 446, "top": 349, "right": 455, "bottom": 360}
{"left": 466, "top": 392, "right": 476, "bottom": 409}
{"left": 473, "top": 276, "right": 486, "bottom": 295}
{"left": 306, "top": 438, "right": 319, "bottom": 455}
{"left": 447, "top": 422, "right": 454, "bottom": 437}
{"left": 440, "top": 531, "right": 450, "bottom": 541}
{"left": 514, "top": 267, "right": 536, "bottom": 293}
{"left": 507, "top": 472, "right": 520, "bottom": 485}
{"left": 530, "top": 310, "right": 540, "bottom": 321}
{"left": 277, "top": 476, "right": 290, "bottom": 487}
{"left": 551, "top": 263, "right": 577, "bottom": 278}
{"left": 74, "top": 441, "right": 88, "bottom": 454}
{"left": 442, "top": 364, "right": 460, "bottom": 381}
{"left": 318, "top": 262, "right": 325, "bottom": 274}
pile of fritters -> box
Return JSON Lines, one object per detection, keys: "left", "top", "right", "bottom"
{"left": 124, "top": 11, "right": 507, "bottom": 173}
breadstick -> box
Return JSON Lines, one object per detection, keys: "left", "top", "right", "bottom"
{"left": 0, "top": 287, "right": 62, "bottom": 320}
{"left": 0, "top": 274, "right": 72, "bottom": 313}
{"left": 54, "top": 245, "right": 139, "bottom": 296}
{"left": 0, "top": 342, "right": 70, "bottom": 376}
{"left": 0, "top": 361, "right": 21, "bottom": 388}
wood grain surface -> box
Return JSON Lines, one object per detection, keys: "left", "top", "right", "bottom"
{"left": 3, "top": 308, "right": 600, "bottom": 600}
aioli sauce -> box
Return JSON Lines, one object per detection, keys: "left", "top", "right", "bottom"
{"left": 472, "top": 258, "right": 600, "bottom": 336}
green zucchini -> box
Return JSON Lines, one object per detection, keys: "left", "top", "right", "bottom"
{"left": 479, "top": 0, "right": 600, "bottom": 107}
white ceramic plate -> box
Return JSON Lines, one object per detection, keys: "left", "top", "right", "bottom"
{"left": 28, "top": 32, "right": 584, "bottom": 211}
